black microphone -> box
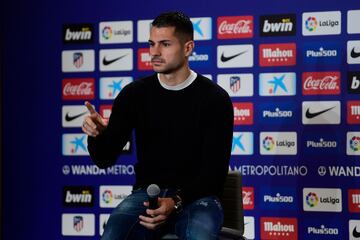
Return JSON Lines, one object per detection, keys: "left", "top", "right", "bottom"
{"left": 146, "top": 184, "right": 160, "bottom": 210}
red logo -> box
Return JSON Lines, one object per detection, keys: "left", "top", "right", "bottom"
{"left": 347, "top": 101, "right": 360, "bottom": 124}
{"left": 242, "top": 187, "right": 254, "bottom": 210}
{"left": 233, "top": 102, "right": 253, "bottom": 125}
{"left": 349, "top": 189, "right": 360, "bottom": 212}
{"left": 100, "top": 105, "right": 112, "bottom": 119}
{"left": 138, "top": 48, "right": 152, "bottom": 70}
{"left": 62, "top": 78, "right": 94, "bottom": 100}
{"left": 259, "top": 43, "right": 296, "bottom": 67}
{"left": 302, "top": 72, "right": 341, "bottom": 95}
{"left": 217, "top": 16, "right": 253, "bottom": 39}
{"left": 261, "top": 217, "right": 298, "bottom": 240}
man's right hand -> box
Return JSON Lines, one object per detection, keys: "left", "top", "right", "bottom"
{"left": 82, "top": 101, "right": 109, "bottom": 137}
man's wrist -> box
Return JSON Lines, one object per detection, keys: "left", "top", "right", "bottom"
{"left": 171, "top": 195, "right": 183, "bottom": 213}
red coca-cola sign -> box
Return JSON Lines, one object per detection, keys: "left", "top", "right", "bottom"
{"left": 302, "top": 72, "right": 341, "bottom": 95}
{"left": 217, "top": 16, "right": 253, "bottom": 39}
{"left": 261, "top": 217, "right": 298, "bottom": 240}
{"left": 62, "top": 78, "right": 95, "bottom": 100}
{"left": 242, "top": 187, "right": 254, "bottom": 210}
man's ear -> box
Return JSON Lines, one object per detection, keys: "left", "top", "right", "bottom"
{"left": 184, "top": 40, "right": 195, "bottom": 57}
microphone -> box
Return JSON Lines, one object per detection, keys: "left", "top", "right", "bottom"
{"left": 146, "top": 184, "right": 160, "bottom": 210}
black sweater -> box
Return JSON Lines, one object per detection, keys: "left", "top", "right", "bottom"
{"left": 88, "top": 74, "right": 234, "bottom": 205}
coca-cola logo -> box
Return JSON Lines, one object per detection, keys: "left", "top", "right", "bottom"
{"left": 62, "top": 78, "right": 95, "bottom": 100}
{"left": 242, "top": 187, "right": 254, "bottom": 210}
{"left": 302, "top": 72, "right": 340, "bottom": 95}
{"left": 217, "top": 16, "right": 253, "bottom": 39}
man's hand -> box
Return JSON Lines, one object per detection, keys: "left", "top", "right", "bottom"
{"left": 81, "top": 101, "right": 108, "bottom": 137}
{"left": 139, "top": 197, "right": 175, "bottom": 230}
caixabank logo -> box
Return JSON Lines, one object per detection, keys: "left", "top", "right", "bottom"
{"left": 302, "top": 42, "right": 342, "bottom": 65}
{"left": 303, "top": 218, "right": 341, "bottom": 239}
{"left": 302, "top": 11, "right": 341, "bottom": 36}
{"left": 63, "top": 24, "right": 94, "bottom": 44}
{"left": 63, "top": 186, "right": 94, "bottom": 207}
{"left": 260, "top": 14, "right": 296, "bottom": 36}
{"left": 302, "top": 72, "right": 341, "bottom": 95}
{"left": 260, "top": 132, "right": 297, "bottom": 155}
{"left": 258, "top": 102, "right": 296, "bottom": 125}
{"left": 232, "top": 132, "right": 253, "bottom": 155}
{"left": 260, "top": 217, "right": 298, "bottom": 240}
{"left": 348, "top": 72, "right": 360, "bottom": 94}
{"left": 217, "top": 74, "right": 254, "bottom": 97}
{"left": 303, "top": 188, "right": 342, "bottom": 212}
{"left": 62, "top": 134, "right": 88, "bottom": 156}
{"left": 191, "top": 17, "right": 212, "bottom": 40}
{"left": 259, "top": 72, "right": 296, "bottom": 96}
{"left": 99, "top": 77, "right": 133, "bottom": 100}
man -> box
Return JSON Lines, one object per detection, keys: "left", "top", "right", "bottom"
{"left": 82, "top": 11, "right": 233, "bottom": 240}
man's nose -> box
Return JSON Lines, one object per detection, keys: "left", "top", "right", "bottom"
{"left": 150, "top": 45, "right": 160, "bottom": 56}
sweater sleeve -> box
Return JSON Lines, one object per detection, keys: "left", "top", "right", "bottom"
{"left": 179, "top": 89, "right": 234, "bottom": 205}
{"left": 87, "top": 83, "right": 135, "bottom": 169}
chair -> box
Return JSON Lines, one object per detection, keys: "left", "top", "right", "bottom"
{"left": 162, "top": 171, "right": 247, "bottom": 240}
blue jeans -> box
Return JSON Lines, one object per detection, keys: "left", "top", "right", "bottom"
{"left": 101, "top": 188, "right": 224, "bottom": 240}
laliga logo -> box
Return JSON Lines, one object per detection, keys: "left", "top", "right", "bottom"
{"left": 350, "top": 136, "right": 360, "bottom": 151}
{"left": 305, "top": 17, "right": 318, "bottom": 32}
{"left": 102, "top": 26, "right": 112, "bottom": 40}
{"left": 263, "top": 136, "right": 275, "bottom": 151}
{"left": 306, "top": 192, "right": 319, "bottom": 207}
{"left": 102, "top": 190, "right": 113, "bottom": 204}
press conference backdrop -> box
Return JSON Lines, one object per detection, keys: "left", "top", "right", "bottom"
{"left": 2, "top": 0, "right": 360, "bottom": 239}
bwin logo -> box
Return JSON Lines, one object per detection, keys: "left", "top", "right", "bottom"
{"left": 65, "top": 28, "right": 92, "bottom": 41}
{"left": 65, "top": 190, "right": 92, "bottom": 203}
{"left": 263, "top": 19, "right": 293, "bottom": 33}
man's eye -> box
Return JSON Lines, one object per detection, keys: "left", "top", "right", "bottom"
{"left": 163, "top": 43, "right": 170, "bottom": 47}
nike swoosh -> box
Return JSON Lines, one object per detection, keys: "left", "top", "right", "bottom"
{"left": 102, "top": 54, "right": 127, "bottom": 65}
{"left": 65, "top": 111, "right": 87, "bottom": 122}
{"left": 353, "top": 226, "right": 360, "bottom": 238}
{"left": 221, "top": 51, "right": 247, "bottom": 62}
{"left": 351, "top": 47, "right": 360, "bottom": 59}
{"left": 305, "top": 106, "right": 336, "bottom": 119}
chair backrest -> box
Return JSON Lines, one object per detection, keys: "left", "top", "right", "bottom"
{"left": 221, "top": 171, "right": 244, "bottom": 236}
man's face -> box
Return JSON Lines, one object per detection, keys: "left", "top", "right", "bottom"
{"left": 149, "top": 26, "right": 191, "bottom": 74}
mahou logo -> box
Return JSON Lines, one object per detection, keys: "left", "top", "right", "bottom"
{"left": 242, "top": 187, "right": 254, "bottom": 210}
{"left": 217, "top": 16, "right": 253, "bottom": 39}
{"left": 259, "top": 43, "right": 296, "bottom": 66}
{"left": 261, "top": 217, "right": 298, "bottom": 240}
{"left": 233, "top": 102, "right": 253, "bottom": 125}
{"left": 138, "top": 48, "right": 152, "bottom": 70}
{"left": 302, "top": 72, "right": 341, "bottom": 95}
{"left": 348, "top": 189, "right": 360, "bottom": 213}
{"left": 347, "top": 101, "right": 360, "bottom": 124}
{"left": 62, "top": 78, "right": 95, "bottom": 100}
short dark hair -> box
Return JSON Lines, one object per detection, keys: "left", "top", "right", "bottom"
{"left": 152, "top": 11, "right": 194, "bottom": 42}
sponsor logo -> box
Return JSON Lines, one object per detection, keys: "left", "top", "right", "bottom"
{"left": 347, "top": 132, "right": 360, "bottom": 155}
{"left": 100, "top": 186, "right": 132, "bottom": 208}
{"left": 99, "top": 49, "right": 133, "bottom": 71}
{"left": 189, "top": 45, "right": 212, "bottom": 68}
{"left": 62, "top": 78, "right": 95, "bottom": 100}
{"left": 138, "top": 48, "right": 152, "bottom": 70}
{"left": 348, "top": 72, "right": 360, "bottom": 94}
{"left": 260, "top": 132, "right": 297, "bottom": 155}
{"left": 62, "top": 164, "right": 135, "bottom": 176}
{"left": 62, "top": 134, "right": 88, "bottom": 156}
{"left": 62, "top": 214, "right": 95, "bottom": 236}
{"left": 191, "top": 17, "right": 212, "bottom": 40}
{"left": 217, "top": 45, "right": 253, "bottom": 68}
{"left": 302, "top": 72, "right": 340, "bottom": 95}
{"left": 260, "top": 217, "right": 298, "bottom": 240}
{"left": 217, "top": 74, "right": 254, "bottom": 97}
{"left": 348, "top": 101, "right": 360, "bottom": 124}
{"left": 62, "top": 105, "right": 91, "bottom": 128}
{"left": 242, "top": 187, "right": 254, "bottom": 210}
{"left": 260, "top": 187, "right": 297, "bottom": 210}
{"left": 259, "top": 72, "right": 296, "bottom": 96}
{"left": 232, "top": 132, "right": 253, "bottom": 155}
{"left": 259, "top": 103, "right": 296, "bottom": 124}
{"left": 244, "top": 216, "right": 255, "bottom": 239}
{"left": 99, "top": 77, "right": 133, "bottom": 100}
{"left": 63, "top": 24, "right": 93, "bottom": 43}
{"left": 217, "top": 16, "right": 253, "bottom": 39}
{"left": 303, "top": 132, "right": 340, "bottom": 156}
{"left": 303, "top": 42, "right": 341, "bottom": 65}
{"left": 260, "top": 14, "right": 296, "bottom": 36}
{"left": 62, "top": 50, "right": 94, "bottom": 72}
{"left": 99, "top": 105, "right": 112, "bottom": 119}
{"left": 233, "top": 102, "right": 253, "bottom": 125}
{"left": 231, "top": 165, "right": 308, "bottom": 177}
{"left": 303, "top": 188, "right": 342, "bottom": 212}
{"left": 348, "top": 41, "right": 360, "bottom": 64}
{"left": 302, "top": 101, "right": 340, "bottom": 125}
{"left": 304, "top": 219, "right": 340, "bottom": 238}
{"left": 320, "top": 165, "right": 360, "bottom": 177}
{"left": 302, "top": 11, "right": 341, "bottom": 36}
{"left": 349, "top": 220, "right": 360, "bottom": 240}
{"left": 259, "top": 43, "right": 296, "bottom": 66}
{"left": 99, "top": 21, "right": 133, "bottom": 44}
{"left": 349, "top": 189, "right": 360, "bottom": 213}
{"left": 63, "top": 186, "right": 94, "bottom": 207}
{"left": 99, "top": 214, "right": 110, "bottom": 236}
{"left": 137, "top": 19, "right": 153, "bottom": 43}
{"left": 348, "top": 10, "right": 360, "bottom": 34}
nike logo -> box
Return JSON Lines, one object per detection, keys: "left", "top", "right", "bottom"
{"left": 353, "top": 226, "right": 360, "bottom": 238}
{"left": 65, "top": 111, "right": 87, "bottom": 122}
{"left": 220, "top": 51, "right": 247, "bottom": 62}
{"left": 351, "top": 47, "right": 360, "bottom": 59}
{"left": 305, "top": 106, "right": 335, "bottom": 119}
{"left": 102, "top": 54, "right": 127, "bottom": 65}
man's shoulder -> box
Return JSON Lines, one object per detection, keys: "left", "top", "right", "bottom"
{"left": 123, "top": 74, "right": 157, "bottom": 92}
{"left": 196, "top": 74, "right": 230, "bottom": 100}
